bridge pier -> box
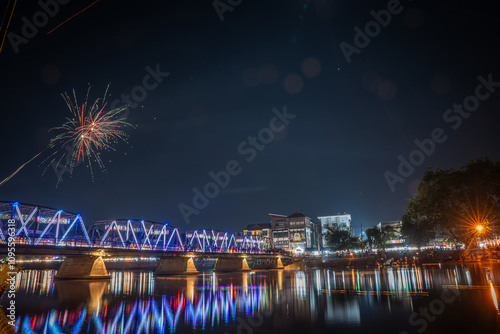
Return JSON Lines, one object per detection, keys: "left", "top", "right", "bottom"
{"left": 251, "top": 257, "right": 284, "bottom": 270}
{"left": 155, "top": 257, "right": 199, "bottom": 275}
{"left": 55, "top": 255, "right": 111, "bottom": 280}
{"left": 214, "top": 257, "right": 251, "bottom": 272}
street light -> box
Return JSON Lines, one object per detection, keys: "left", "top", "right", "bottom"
{"left": 477, "top": 225, "right": 484, "bottom": 232}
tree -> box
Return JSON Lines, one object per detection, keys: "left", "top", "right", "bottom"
{"left": 401, "top": 214, "right": 436, "bottom": 248}
{"left": 324, "top": 225, "right": 361, "bottom": 251}
{"left": 364, "top": 225, "right": 397, "bottom": 249}
{"left": 364, "top": 227, "right": 381, "bottom": 249}
{"left": 401, "top": 158, "right": 500, "bottom": 246}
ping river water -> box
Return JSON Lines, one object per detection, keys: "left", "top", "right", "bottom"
{"left": 1, "top": 263, "right": 500, "bottom": 334}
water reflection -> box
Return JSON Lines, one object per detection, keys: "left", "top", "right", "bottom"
{"left": 55, "top": 280, "right": 107, "bottom": 311}
{"left": 4, "top": 264, "right": 500, "bottom": 333}
{"left": 109, "top": 271, "right": 154, "bottom": 296}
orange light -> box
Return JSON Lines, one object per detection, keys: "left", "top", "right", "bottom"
{"left": 477, "top": 225, "right": 484, "bottom": 231}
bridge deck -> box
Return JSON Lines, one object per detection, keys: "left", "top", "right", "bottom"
{"left": 0, "top": 244, "right": 292, "bottom": 260}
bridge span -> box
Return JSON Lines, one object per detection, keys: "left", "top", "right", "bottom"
{"left": 1, "top": 201, "right": 294, "bottom": 279}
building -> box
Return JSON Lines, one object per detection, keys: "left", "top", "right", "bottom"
{"left": 269, "top": 210, "right": 319, "bottom": 252}
{"left": 272, "top": 222, "right": 290, "bottom": 250}
{"left": 318, "top": 213, "right": 352, "bottom": 249}
{"left": 243, "top": 223, "right": 272, "bottom": 247}
{"left": 269, "top": 213, "right": 287, "bottom": 229}
{"left": 243, "top": 223, "right": 272, "bottom": 238}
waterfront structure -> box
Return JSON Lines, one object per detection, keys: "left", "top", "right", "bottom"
{"left": 0, "top": 201, "right": 291, "bottom": 279}
{"left": 269, "top": 213, "right": 289, "bottom": 250}
{"left": 318, "top": 213, "right": 352, "bottom": 248}
{"left": 288, "top": 209, "right": 317, "bottom": 252}
{"left": 269, "top": 210, "right": 319, "bottom": 252}
{"left": 272, "top": 222, "right": 290, "bottom": 250}
{"left": 269, "top": 213, "right": 287, "bottom": 229}
{"left": 243, "top": 223, "right": 272, "bottom": 247}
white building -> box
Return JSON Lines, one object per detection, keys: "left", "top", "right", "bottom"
{"left": 318, "top": 213, "right": 352, "bottom": 248}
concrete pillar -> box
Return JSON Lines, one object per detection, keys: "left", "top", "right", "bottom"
{"left": 155, "top": 257, "right": 199, "bottom": 275}
{"left": 55, "top": 255, "right": 110, "bottom": 280}
{"left": 214, "top": 257, "right": 251, "bottom": 272}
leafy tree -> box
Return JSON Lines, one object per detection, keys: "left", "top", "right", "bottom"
{"left": 364, "top": 225, "right": 397, "bottom": 249}
{"left": 381, "top": 225, "right": 397, "bottom": 242}
{"left": 364, "top": 227, "right": 380, "bottom": 249}
{"left": 401, "top": 214, "right": 436, "bottom": 248}
{"left": 401, "top": 158, "right": 500, "bottom": 246}
{"left": 357, "top": 238, "right": 368, "bottom": 250}
{"left": 324, "top": 225, "right": 361, "bottom": 251}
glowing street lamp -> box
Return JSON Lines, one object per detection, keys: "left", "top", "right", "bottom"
{"left": 476, "top": 225, "right": 484, "bottom": 232}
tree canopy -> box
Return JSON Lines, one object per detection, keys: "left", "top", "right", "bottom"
{"left": 324, "top": 224, "right": 362, "bottom": 251}
{"left": 401, "top": 158, "right": 500, "bottom": 246}
{"left": 364, "top": 225, "right": 397, "bottom": 249}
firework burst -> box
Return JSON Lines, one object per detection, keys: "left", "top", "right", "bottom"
{"left": 0, "top": 85, "right": 133, "bottom": 187}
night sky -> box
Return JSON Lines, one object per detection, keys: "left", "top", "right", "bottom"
{"left": 1, "top": 0, "right": 499, "bottom": 234}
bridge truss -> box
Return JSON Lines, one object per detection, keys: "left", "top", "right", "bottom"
{"left": 0, "top": 201, "right": 270, "bottom": 253}
{"left": 90, "top": 219, "right": 184, "bottom": 251}
{"left": 0, "top": 201, "right": 91, "bottom": 246}
{"left": 184, "top": 230, "right": 268, "bottom": 252}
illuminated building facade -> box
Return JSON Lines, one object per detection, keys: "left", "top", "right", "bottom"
{"left": 243, "top": 223, "right": 272, "bottom": 247}
{"left": 269, "top": 210, "right": 319, "bottom": 252}
{"left": 272, "top": 223, "right": 290, "bottom": 250}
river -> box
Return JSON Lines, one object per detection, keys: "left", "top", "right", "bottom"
{"left": 2, "top": 263, "right": 500, "bottom": 333}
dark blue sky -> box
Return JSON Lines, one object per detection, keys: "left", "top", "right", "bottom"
{"left": 1, "top": 0, "right": 499, "bottom": 234}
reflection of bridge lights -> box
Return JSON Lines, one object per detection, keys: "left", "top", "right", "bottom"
{"left": 15, "top": 267, "right": 484, "bottom": 333}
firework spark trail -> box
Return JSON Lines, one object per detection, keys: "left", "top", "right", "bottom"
{"left": 46, "top": 0, "right": 102, "bottom": 35}
{"left": 0, "top": 85, "right": 132, "bottom": 187}
{"left": 0, "top": 151, "right": 43, "bottom": 187}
